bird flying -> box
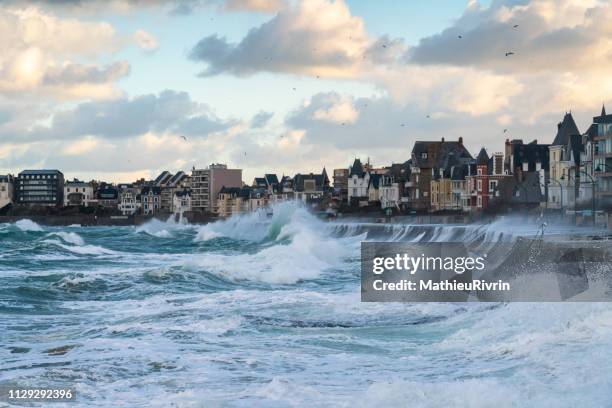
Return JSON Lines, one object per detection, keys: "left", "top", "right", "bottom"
{"left": 505, "top": 51, "right": 515, "bottom": 57}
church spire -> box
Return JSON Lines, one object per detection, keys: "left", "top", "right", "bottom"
{"left": 602, "top": 104, "right": 607, "bottom": 116}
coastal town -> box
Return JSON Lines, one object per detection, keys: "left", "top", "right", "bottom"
{"left": 1, "top": 106, "right": 612, "bottom": 227}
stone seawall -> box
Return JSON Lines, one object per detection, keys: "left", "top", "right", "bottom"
{"left": 0, "top": 212, "right": 216, "bottom": 226}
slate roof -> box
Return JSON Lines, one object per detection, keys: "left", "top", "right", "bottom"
{"left": 349, "top": 158, "right": 365, "bottom": 177}
{"left": 141, "top": 186, "right": 161, "bottom": 195}
{"left": 510, "top": 141, "right": 550, "bottom": 171}
{"left": 167, "top": 171, "right": 188, "bottom": 187}
{"left": 450, "top": 163, "right": 470, "bottom": 180}
{"left": 154, "top": 171, "right": 173, "bottom": 186}
{"left": 552, "top": 113, "right": 581, "bottom": 146}
{"left": 368, "top": 174, "right": 381, "bottom": 189}
{"left": 411, "top": 140, "right": 473, "bottom": 168}
{"left": 253, "top": 177, "right": 267, "bottom": 187}
{"left": 293, "top": 173, "right": 327, "bottom": 192}
{"left": 476, "top": 148, "right": 490, "bottom": 165}
{"left": 264, "top": 174, "right": 279, "bottom": 185}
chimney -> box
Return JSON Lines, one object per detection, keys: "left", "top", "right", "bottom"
{"left": 458, "top": 136, "right": 463, "bottom": 145}
{"left": 441, "top": 137, "right": 445, "bottom": 143}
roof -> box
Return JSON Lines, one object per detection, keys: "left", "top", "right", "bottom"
{"left": 65, "top": 180, "right": 90, "bottom": 187}
{"left": 0, "top": 175, "right": 12, "bottom": 183}
{"left": 293, "top": 172, "right": 328, "bottom": 192}
{"left": 19, "top": 169, "right": 63, "bottom": 176}
{"left": 508, "top": 141, "right": 550, "bottom": 171}
{"left": 411, "top": 140, "right": 473, "bottom": 168}
{"left": 476, "top": 148, "right": 490, "bottom": 165}
{"left": 368, "top": 174, "right": 381, "bottom": 189}
{"left": 154, "top": 171, "right": 173, "bottom": 186}
{"left": 141, "top": 186, "right": 161, "bottom": 195}
{"left": 264, "top": 174, "right": 279, "bottom": 185}
{"left": 349, "top": 158, "right": 365, "bottom": 177}
{"left": 450, "top": 164, "right": 470, "bottom": 180}
{"left": 167, "top": 171, "right": 188, "bottom": 187}
{"left": 552, "top": 113, "right": 581, "bottom": 146}
{"left": 253, "top": 177, "right": 267, "bottom": 187}
{"left": 174, "top": 189, "right": 191, "bottom": 197}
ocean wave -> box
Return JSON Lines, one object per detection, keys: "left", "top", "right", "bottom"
{"left": 47, "top": 231, "right": 85, "bottom": 246}
{"left": 136, "top": 216, "right": 193, "bottom": 238}
{"left": 15, "top": 219, "right": 44, "bottom": 232}
{"left": 42, "top": 239, "right": 118, "bottom": 256}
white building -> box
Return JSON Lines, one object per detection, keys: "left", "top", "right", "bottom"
{"left": 548, "top": 113, "right": 582, "bottom": 211}
{"left": 118, "top": 184, "right": 140, "bottom": 215}
{"left": 172, "top": 189, "right": 192, "bottom": 214}
{"left": 64, "top": 179, "right": 94, "bottom": 207}
{"left": 347, "top": 158, "right": 370, "bottom": 206}
{"left": 0, "top": 175, "right": 14, "bottom": 210}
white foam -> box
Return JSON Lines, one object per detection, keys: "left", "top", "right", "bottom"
{"left": 136, "top": 216, "right": 192, "bottom": 238}
{"left": 47, "top": 231, "right": 85, "bottom": 246}
{"left": 15, "top": 219, "right": 43, "bottom": 232}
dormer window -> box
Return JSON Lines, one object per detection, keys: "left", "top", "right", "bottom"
{"left": 421, "top": 153, "right": 428, "bottom": 159}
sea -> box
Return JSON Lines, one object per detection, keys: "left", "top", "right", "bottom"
{"left": 1, "top": 201, "right": 612, "bottom": 407}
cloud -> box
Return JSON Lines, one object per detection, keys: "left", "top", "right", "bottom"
{"left": 251, "top": 110, "right": 274, "bottom": 128}
{"left": 189, "top": 0, "right": 370, "bottom": 77}
{"left": 134, "top": 30, "right": 159, "bottom": 51}
{"left": 3, "top": 90, "right": 235, "bottom": 143}
{"left": 2, "top": 0, "right": 284, "bottom": 14}
{"left": 0, "top": 7, "right": 132, "bottom": 99}
{"left": 408, "top": 0, "right": 612, "bottom": 74}
{"left": 224, "top": 0, "right": 285, "bottom": 12}
{"left": 311, "top": 93, "right": 359, "bottom": 124}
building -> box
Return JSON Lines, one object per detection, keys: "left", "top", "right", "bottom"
{"left": 293, "top": 169, "right": 329, "bottom": 202}
{"left": 368, "top": 173, "right": 381, "bottom": 204}
{"left": 547, "top": 112, "right": 583, "bottom": 211}
{"left": 192, "top": 164, "right": 242, "bottom": 214}
{"left": 161, "top": 171, "right": 191, "bottom": 213}
{"left": 431, "top": 162, "right": 473, "bottom": 212}
{"left": 0, "top": 175, "right": 14, "bottom": 211}
{"left": 333, "top": 168, "right": 349, "bottom": 201}
{"left": 64, "top": 179, "right": 94, "bottom": 207}
{"left": 172, "top": 189, "right": 192, "bottom": 215}
{"left": 15, "top": 170, "right": 64, "bottom": 207}
{"left": 118, "top": 184, "right": 140, "bottom": 215}
{"left": 217, "top": 186, "right": 251, "bottom": 218}
{"left": 465, "top": 149, "right": 511, "bottom": 212}
{"left": 379, "top": 164, "right": 406, "bottom": 213}
{"left": 347, "top": 158, "right": 370, "bottom": 206}
{"left": 139, "top": 186, "right": 162, "bottom": 215}
{"left": 410, "top": 137, "right": 472, "bottom": 212}
{"left": 592, "top": 105, "right": 612, "bottom": 209}
{"left": 95, "top": 184, "right": 119, "bottom": 208}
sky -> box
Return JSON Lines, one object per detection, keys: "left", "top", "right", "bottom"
{"left": 0, "top": 0, "right": 610, "bottom": 183}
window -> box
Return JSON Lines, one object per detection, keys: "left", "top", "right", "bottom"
{"left": 489, "top": 181, "right": 498, "bottom": 191}
{"left": 477, "top": 180, "right": 482, "bottom": 192}
{"left": 421, "top": 153, "right": 428, "bottom": 159}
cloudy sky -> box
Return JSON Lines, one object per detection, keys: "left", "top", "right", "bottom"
{"left": 0, "top": 0, "right": 611, "bottom": 183}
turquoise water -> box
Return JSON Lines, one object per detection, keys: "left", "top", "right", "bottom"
{"left": 1, "top": 203, "right": 612, "bottom": 407}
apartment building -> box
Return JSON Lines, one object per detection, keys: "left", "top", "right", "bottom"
{"left": 191, "top": 164, "right": 242, "bottom": 214}
{"left": 15, "top": 170, "right": 64, "bottom": 207}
